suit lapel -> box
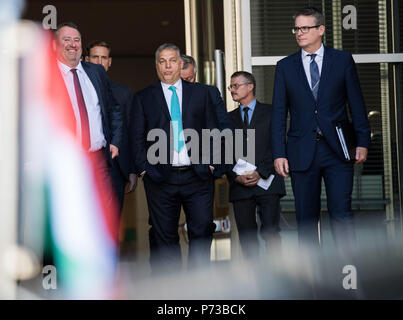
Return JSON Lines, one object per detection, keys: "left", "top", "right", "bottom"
{"left": 232, "top": 107, "right": 244, "bottom": 128}
{"left": 181, "top": 80, "right": 192, "bottom": 122}
{"left": 82, "top": 62, "right": 105, "bottom": 108}
{"left": 236, "top": 103, "right": 261, "bottom": 128}
{"left": 249, "top": 102, "right": 262, "bottom": 128}
{"left": 316, "top": 46, "right": 334, "bottom": 103}
{"left": 152, "top": 82, "right": 171, "bottom": 122}
{"left": 294, "top": 52, "right": 315, "bottom": 101}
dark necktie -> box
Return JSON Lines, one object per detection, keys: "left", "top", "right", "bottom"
{"left": 242, "top": 106, "right": 250, "bottom": 156}
{"left": 243, "top": 106, "right": 250, "bottom": 127}
{"left": 308, "top": 53, "right": 320, "bottom": 100}
{"left": 71, "top": 69, "right": 91, "bottom": 150}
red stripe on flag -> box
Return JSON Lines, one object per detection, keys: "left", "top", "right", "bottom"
{"left": 41, "top": 31, "right": 119, "bottom": 243}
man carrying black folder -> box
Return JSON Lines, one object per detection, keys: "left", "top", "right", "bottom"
{"left": 271, "top": 7, "right": 371, "bottom": 254}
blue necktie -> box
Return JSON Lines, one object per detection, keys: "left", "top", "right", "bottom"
{"left": 309, "top": 54, "right": 320, "bottom": 100}
{"left": 308, "top": 54, "right": 323, "bottom": 135}
{"left": 168, "top": 86, "right": 184, "bottom": 152}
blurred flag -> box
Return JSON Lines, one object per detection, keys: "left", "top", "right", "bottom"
{"left": 19, "top": 23, "right": 119, "bottom": 299}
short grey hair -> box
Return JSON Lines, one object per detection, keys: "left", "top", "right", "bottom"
{"left": 155, "top": 43, "right": 181, "bottom": 63}
{"left": 231, "top": 71, "right": 256, "bottom": 96}
{"left": 181, "top": 54, "right": 197, "bottom": 74}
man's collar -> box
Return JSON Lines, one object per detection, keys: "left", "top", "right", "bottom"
{"left": 161, "top": 78, "right": 182, "bottom": 90}
{"left": 57, "top": 60, "right": 82, "bottom": 74}
{"left": 240, "top": 99, "right": 257, "bottom": 111}
{"left": 302, "top": 43, "right": 324, "bottom": 58}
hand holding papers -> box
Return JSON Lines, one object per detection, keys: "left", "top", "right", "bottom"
{"left": 232, "top": 158, "right": 256, "bottom": 175}
{"left": 233, "top": 159, "right": 274, "bottom": 190}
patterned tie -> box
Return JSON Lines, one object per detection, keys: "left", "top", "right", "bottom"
{"left": 71, "top": 69, "right": 91, "bottom": 150}
{"left": 308, "top": 54, "right": 323, "bottom": 136}
{"left": 308, "top": 54, "right": 320, "bottom": 100}
{"left": 168, "top": 86, "right": 184, "bottom": 152}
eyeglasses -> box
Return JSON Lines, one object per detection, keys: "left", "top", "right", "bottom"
{"left": 291, "top": 25, "right": 321, "bottom": 34}
{"left": 227, "top": 83, "right": 251, "bottom": 91}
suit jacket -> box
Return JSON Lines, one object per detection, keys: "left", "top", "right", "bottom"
{"left": 81, "top": 62, "right": 123, "bottom": 162}
{"left": 227, "top": 101, "right": 286, "bottom": 202}
{"left": 204, "top": 84, "right": 233, "bottom": 131}
{"left": 130, "top": 80, "right": 218, "bottom": 182}
{"left": 110, "top": 80, "right": 134, "bottom": 179}
{"left": 203, "top": 84, "right": 233, "bottom": 178}
{"left": 271, "top": 46, "right": 371, "bottom": 171}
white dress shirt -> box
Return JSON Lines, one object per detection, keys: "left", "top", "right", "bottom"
{"left": 160, "top": 79, "right": 191, "bottom": 166}
{"left": 58, "top": 61, "right": 106, "bottom": 151}
{"left": 301, "top": 43, "right": 324, "bottom": 88}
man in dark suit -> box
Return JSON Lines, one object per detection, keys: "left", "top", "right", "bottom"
{"left": 180, "top": 54, "right": 233, "bottom": 180}
{"left": 130, "top": 43, "right": 218, "bottom": 273}
{"left": 54, "top": 23, "right": 122, "bottom": 220}
{"left": 271, "top": 7, "right": 371, "bottom": 254}
{"left": 180, "top": 54, "right": 233, "bottom": 132}
{"left": 227, "top": 71, "right": 285, "bottom": 259}
{"left": 85, "top": 40, "right": 137, "bottom": 213}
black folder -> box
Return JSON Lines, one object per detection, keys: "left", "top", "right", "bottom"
{"left": 335, "top": 121, "right": 357, "bottom": 162}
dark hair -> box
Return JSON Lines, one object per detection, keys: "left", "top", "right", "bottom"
{"left": 55, "top": 22, "right": 81, "bottom": 37}
{"left": 181, "top": 54, "right": 197, "bottom": 73}
{"left": 231, "top": 71, "right": 256, "bottom": 96}
{"left": 293, "top": 7, "right": 324, "bottom": 26}
{"left": 86, "top": 40, "right": 111, "bottom": 57}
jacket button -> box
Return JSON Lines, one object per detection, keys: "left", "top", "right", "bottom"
{"left": 314, "top": 110, "right": 318, "bottom": 114}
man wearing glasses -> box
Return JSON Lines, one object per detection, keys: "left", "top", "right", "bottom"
{"left": 227, "top": 71, "right": 285, "bottom": 260}
{"left": 271, "top": 7, "right": 371, "bottom": 256}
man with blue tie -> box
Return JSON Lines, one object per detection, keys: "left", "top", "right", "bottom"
{"left": 271, "top": 7, "right": 371, "bottom": 253}
{"left": 130, "top": 43, "right": 218, "bottom": 273}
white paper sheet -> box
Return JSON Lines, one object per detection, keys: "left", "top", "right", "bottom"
{"left": 233, "top": 159, "right": 274, "bottom": 190}
{"left": 232, "top": 158, "right": 256, "bottom": 175}
{"left": 257, "top": 174, "right": 275, "bottom": 190}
